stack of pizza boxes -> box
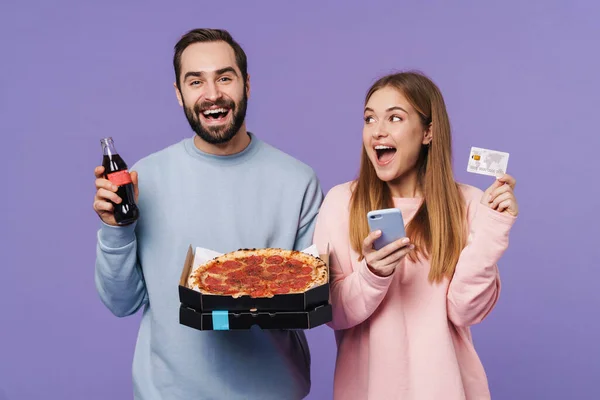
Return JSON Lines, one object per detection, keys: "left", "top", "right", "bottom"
{"left": 178, "top": 244, "right": 332, "bottom": 331}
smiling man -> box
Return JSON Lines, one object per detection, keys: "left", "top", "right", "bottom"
{"left": 92, "top": 28, "right": 323, "bottom": 400}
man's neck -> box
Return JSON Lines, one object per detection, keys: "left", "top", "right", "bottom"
{"left": 193, "top": 126, "right": 251, "bottom": 156}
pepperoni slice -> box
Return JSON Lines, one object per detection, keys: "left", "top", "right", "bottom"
{"left": 289, "top": 268, "right": 303, "bottom": 275}
{"left": 227, "top": 270, "right": 246, "bottom": 280}
{"left": 241, "top": 276, "right": 261, "bottom": 286}
{"left": 298, "top": 266, "right": 313, "bottom": 275}
{"left": 287, "top": 259, "right": 304, "bottom": 268}
{"left": 223, "top": 260, "right": 242, "bottom": 270}
{"left": 245, "top": 265, "right": 263, "bottom": 276}
{"left": 271, "top": 286, "right": 291, "bottom": 294}
{"left": 266, "top": 255, "right": 284, "bottom": 264}
{"left": 267, "top": 265, "right": 284, "bottom": 274}
{"left": 261, "top": 273, "right": 277, "bottom": 281}
{"left": 289, "top": 278, "right": 311, "bottom": 290}
{"left": 204, "top": 276, "right": 223, "bottom": 285}
{"left": 225, "top": 278, "right": 243, "bottom": 287}
{"left": 269, "top": 280, "right": 291, "bottom": 293}
{"left": 245, "top": 256, "right": 264, "bottom": 265}
{"left": 277, "top": 272, "right": 294, "bottom": 281}
{"left": 206, "top": 284, "right": 229, "bottom": 294}
{"left": 208, "top": 265, "right": 227, "bottom": 275}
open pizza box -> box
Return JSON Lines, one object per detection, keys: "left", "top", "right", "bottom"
{"left": 178, "top": 243, "right": 331, "bottom": 313}
{"left": 178, "top": 243, "right": 332, "bottom": 331}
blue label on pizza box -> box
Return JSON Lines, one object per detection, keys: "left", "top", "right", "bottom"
{"left": 211, "top": 310, "right": 229, "bottom": 330}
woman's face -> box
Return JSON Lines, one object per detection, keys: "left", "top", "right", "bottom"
{"left": 362, "top": 86, "right": 432, "bottom": 184}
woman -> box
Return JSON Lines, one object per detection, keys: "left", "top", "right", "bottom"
{"left": 313, "top": 71, "right": 518, "bottom": 399}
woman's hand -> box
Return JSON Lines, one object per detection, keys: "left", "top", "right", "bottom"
{"left": 482, "top": 174, "right": 519, "bottom": 216}
{"left": 362, "top": 231, "right": 414, "bottom": 277}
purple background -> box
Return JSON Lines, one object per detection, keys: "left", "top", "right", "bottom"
{"left": 1, "top": 1, "right": 599, "bottom": 399}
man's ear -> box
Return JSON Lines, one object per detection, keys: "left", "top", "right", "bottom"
{"left": 245, "top": 74, "right": 251, "bottom": 99}
{"left": 174, "top": 82, "right": 183, "bottom": 107}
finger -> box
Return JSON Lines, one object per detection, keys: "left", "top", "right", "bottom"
{"left": 483, "top": 179, "right": 504, "bottom": 200}
{"left": 96, "top": 188, "right": 122, "bottom": 204}
{"left": 491, "top": 192, "right": 513, "bottom": 209}
{"left": 362, "top": 230, "right": 382, "bottom": 253}
{"left": 381, "top": 243, "right": 415, "bottom": 265}
{"left": 488, "top": 184, "right": 512, "bottom": 204}
{"left": 497, "top": 174, "right": 516, "bottom": 190}
{"left": 367, "top": 262, "right": 395, "bottom": 277}
{"left": 376, "top": 236, "right": 411, "bottom": 259}
{"left": 94, "top": 199, "right": 114, "bottom": 213}
{"left": 131, "top": 171, "right": 139, "bottom": 201}
{"left": 370, "top": 244, "right": 415, "bottom": 275}
{"left": 497, "top": 199, "right": 517, "bottom": 214}
{"left": 95, "top": 178, "right": 118, "bottom": 192}
{"left": 94, "top": 166, "right": 105, "bottom": 179}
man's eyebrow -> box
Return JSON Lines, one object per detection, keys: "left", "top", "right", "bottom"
{"left": 215, "top": 67, "right": 238, "bottom": 76}
{"left": 183, "top": 67, "right": 238, "bottom": 81}
{"left": 184, "top": 71, "right": 203, "bottom": 81}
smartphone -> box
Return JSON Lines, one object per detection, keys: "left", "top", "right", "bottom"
{"left": 367, "top": 208, "right": 406, "bottom": 250}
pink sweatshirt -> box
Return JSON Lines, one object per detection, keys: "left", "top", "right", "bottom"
{"left": 313, "top": 181, "right": 516, "bottom": 400}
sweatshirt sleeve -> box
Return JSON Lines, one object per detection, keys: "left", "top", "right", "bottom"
{"left": 447, "top": 193, "right": 516, "bottom": 327}
{"left": 94, "top": 222, "right": 148, "bottom": 318}
{"left": 313, "top": 185, "right": 394, "bottom": 331}
{"left": 293, "top": 172, "right": 324, "bottom": 251}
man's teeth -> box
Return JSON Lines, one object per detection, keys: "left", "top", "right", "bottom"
{"left": 203, "top": 108, "right": 228, "bottom": 116}
{"left": 375, "top": 145, "right": 395, "bottom": 150}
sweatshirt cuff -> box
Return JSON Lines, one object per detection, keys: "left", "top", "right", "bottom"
{"left": 98, "top": 221, "right": 137, "bottom": 248}
{"left": 358, "top": 259, "right": 394, "bottom": 290}
{"left": 474, "top": 202, "right": 517, "bottom": 226}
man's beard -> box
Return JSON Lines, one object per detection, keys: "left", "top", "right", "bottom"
{"left": 183, "top": 91, "right": 248, "bottom": 145}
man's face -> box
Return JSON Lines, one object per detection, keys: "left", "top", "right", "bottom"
{"left": 176, "top": 41, "right": 248, "bottom": 144}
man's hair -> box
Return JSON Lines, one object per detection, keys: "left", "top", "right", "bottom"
{"left": 173, "top": 28, "right": 248, "bottom": 90}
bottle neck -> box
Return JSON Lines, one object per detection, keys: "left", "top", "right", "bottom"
{"left": 101, "top": 138, "right": 117, "bottom": 157}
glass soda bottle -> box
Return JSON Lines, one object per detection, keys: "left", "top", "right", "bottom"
{"left": 100, "top": 137, "right": 139, "bottom": 225}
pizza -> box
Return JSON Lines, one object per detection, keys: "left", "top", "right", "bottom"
{"left": 188, "top": 248, "right": 328, "bottom": 298}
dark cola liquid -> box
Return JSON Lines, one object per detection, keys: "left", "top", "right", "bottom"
{"left": 102, "top": 154, "right": 139, "bottom": 225}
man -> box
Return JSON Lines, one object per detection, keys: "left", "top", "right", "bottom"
{"left": 93, "top": 28, "right": 323, "bottom": 400}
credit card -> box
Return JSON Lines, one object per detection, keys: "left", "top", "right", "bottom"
{"left": 467, "top": 147, "right": 509, "bottom": 177}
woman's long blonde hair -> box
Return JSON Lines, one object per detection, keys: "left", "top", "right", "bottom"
{"left": 349, "top": 71, "right": 466, "bottom": 283}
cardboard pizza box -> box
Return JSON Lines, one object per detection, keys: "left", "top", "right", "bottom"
{"left": 179, "top": 303, "right": 332, "bottom": 331}
{"left": 178, "top": 244, "right": 330, "bottom": 313}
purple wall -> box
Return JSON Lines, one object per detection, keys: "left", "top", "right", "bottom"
{"left": 1, "top": 1, "right": 599, "bottom": 399}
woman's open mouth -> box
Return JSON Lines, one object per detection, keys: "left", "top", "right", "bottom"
{"left": 374, "top": 145, "right": 397, "bottom": 166}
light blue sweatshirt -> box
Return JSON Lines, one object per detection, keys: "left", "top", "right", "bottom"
{"left": 94, "top": 132, "right": 324, "bottom": 400}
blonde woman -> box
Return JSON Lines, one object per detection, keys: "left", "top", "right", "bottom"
{"left": 313, "top": 71, "right": 518, "bottom": 399}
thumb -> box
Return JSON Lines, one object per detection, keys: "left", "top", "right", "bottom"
{"left": 131, "top": 171, "right": 139, "bottom": 201}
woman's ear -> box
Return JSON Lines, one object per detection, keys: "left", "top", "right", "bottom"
{"left": 422, "top": 124, "right": 433, "bottom": 145}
